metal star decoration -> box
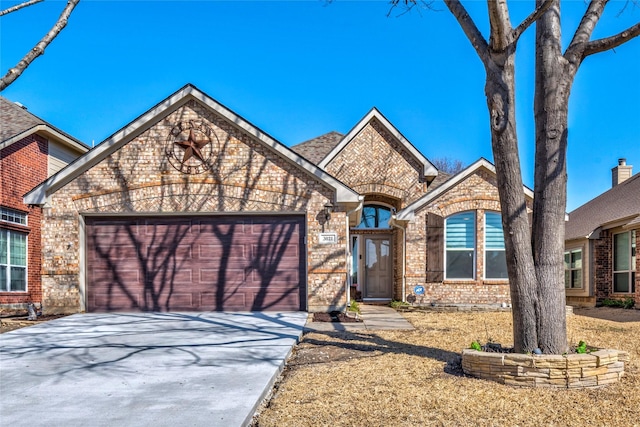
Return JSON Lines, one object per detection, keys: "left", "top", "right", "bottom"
{"left": 174, "top": 129, "right": 209, "bottom": 163}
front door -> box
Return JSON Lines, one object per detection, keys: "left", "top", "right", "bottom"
{"left": 364, "top": 236, "right": 392, "bottom": 299}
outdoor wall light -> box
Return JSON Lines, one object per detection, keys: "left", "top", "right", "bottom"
{"left": 42, "top": 201, "right": 52, "bottom": 215}
{"left": 323, "top": 203, "right": 334, "bottom": 222}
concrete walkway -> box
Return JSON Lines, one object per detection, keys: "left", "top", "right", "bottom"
{"left": 304, "top": 304, "right": 414, "bottom": 332}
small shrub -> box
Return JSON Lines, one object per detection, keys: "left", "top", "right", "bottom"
{"left": 470, "top": 341, "right": 482, "bottom": 351}
{"left": 389, "top": 300, "right": 410, "bottom": 309}
{"left": 602, "top": 298, "right": 621, "bottom": 307}
{"left": 602, "top": 298, "right": 635, "bottom": 309}
{"left": 576, "top": 340, "right": 588, "bottom": 354}
{"left": 348, "top": 300, "right": 360, "bottom": 314}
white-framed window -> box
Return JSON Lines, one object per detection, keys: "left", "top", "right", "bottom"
{"left": 613, "top": 230, "right": 636, "bottom": 293}
{"left": 0, "top": 229, "right": 28, "bottom": 292}
{"left": 356, "top": 204, "right": 392, "bottom": 229}
{"left": 564, "top": 248, "right": 583, "bottom": 289}
{"left": 1, "top": 207, "right": 27, "bottom": 226}
{"left": 445, "top": 212, "right": 475, "bottom": 279}
{"left": 485, "top": 212, "right": 508, "bottom": 279}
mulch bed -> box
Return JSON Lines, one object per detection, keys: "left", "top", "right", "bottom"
{"left": 312, "top": 311, "right": 362, "bottom": 323}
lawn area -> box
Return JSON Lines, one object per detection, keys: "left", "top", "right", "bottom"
{"left": 253, "top": 308, "right": 640, "bottom": 427}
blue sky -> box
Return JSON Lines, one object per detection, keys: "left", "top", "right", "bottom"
{"left": 1, "top": 0, "right": 638, "bottom": 211}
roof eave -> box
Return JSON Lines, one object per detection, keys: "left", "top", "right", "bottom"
{"left": 25, "top": 84, "right": 360, "bottom": 205}
{"left": 318, "top": 107, "right": 438, "bottom": 180}
{"left": 189, "top": 88, "right": 360, "bottom": 203}
{"left": 0, "top": 124, "right": 89, "bottom": 153}
{"left": 396, "top": 158, "right": 533, "bottom": 221}
{"left": 25, "top": 87, "right": 194, "bottom": 205}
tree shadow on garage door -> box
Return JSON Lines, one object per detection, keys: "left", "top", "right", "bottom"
{"left": 87, "top": 216, "right": 307, "bottom": 312}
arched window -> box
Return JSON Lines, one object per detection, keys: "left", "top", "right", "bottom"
{"left": 357, "top": 205, "right": 392, "bottom": 229}
{"left": 445, "top": 212, "right": 475, "bottom": 279}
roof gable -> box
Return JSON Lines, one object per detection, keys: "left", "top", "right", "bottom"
{"left": 396, "top": 158, "right": 534, "bottom": 221}
{"left": 317, "top": 107, "right": 438, "bottom": 180}
{"left": 24, "top": 84, "right": 359, "bottom": 205}
{"left": 565, "top": 172, "right": 640, "bottom": 240}
{"left": 0, "top": 96, "right": 88, "bottom": 153}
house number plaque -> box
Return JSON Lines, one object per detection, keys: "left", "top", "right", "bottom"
{"left": 318, "top": 232, "right": 338, "bottom": 244}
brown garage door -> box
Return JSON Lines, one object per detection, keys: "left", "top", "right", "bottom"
{"left": 85, "top": 216, "right": 306, "bottom": 312}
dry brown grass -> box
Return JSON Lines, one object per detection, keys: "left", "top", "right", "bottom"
{"left": 254, "top": 308, "right": 640, "bottom": 427}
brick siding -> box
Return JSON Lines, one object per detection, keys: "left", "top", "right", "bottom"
{"left": 325, "top": 118, "right": 427, "bottom": 207}
{"left": 404, "top": 169, "right": 528, "bottom": 306}
{"left": 0, "top": 134, "right": 47, "bottom": 310}
{"left": 41, "top": 100, "right": 347, "bottom": 313}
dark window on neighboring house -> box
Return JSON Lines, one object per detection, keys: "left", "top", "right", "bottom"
{"left": 357, "top": 205, "right": 391, "bottom": 229}
{"left": 445, "top": 212, "right": 475, "bottom": 279}
{"left": 485, "top": 212, "right": 508, "bottom": 279}
{"left": 1, "top": 207, "right": 27, "bottom": 225}
{"left": 564, "top": 249, "right": 583, "bottom": 289}
{"left": 613, "top": 230, "right": 636, "bottom": 293}
{"left": 0, "top": 207, "right": 28, "bottom": 292}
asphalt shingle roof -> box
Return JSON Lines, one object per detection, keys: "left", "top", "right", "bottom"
{"left": 427, "top": 169, "right": 451, "bottom": 190}
{"left": 0, "top": 96, "right": 45, "bottom": 142}
{"left": 565, "top": 172, "right": 640, "bottom": 240}
{"left": 290, "top": 131, "right": 343, "bottom": 164}
{"left": 0, "top": 96, "right": 86, "bottom": 147}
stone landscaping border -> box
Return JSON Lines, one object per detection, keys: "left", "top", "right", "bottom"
{"left": 461, "top": 348, "right": 629, "bottom": 388}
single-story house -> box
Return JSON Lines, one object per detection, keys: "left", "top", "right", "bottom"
{"left": 564, "top": 159, "right": 639, "bottom": 308}
{"left": 22, "top": 84, "right": 533, "bottom": 314}
{"left": 0, "top": 97, "right": 89, "bottom": 313}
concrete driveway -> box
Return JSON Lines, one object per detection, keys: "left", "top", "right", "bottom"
{"left": 0, "top": 311, "right": 307, "bottom": 427}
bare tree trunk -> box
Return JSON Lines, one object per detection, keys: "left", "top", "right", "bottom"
{"left": 443, "top": 0, "right": 555, "bottom": 353}
{"left": 532, "top": 0, "right": 570, "bottom": 354}
{"left": 484, "top": 51, "right": 539, "bottom": 353}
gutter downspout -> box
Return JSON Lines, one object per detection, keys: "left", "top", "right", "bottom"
{"left": 345, "top": 196, "right": 365, "bottom": 307}
{"left": 389, "top": 215, "right": 407, "bottom": 303}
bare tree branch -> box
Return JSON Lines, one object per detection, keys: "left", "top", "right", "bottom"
{"left": 512, "top": 0, "right": 554, "bottom": 43}
{"left": 0, "top": 0, "right": 42, "bottom": 17}
{"left": 564, "top": 0, "right": 608, "bottom": 63}
{"left": 615, "top": 0, "right": 638, "bottom": 18}
{"left": 582, "top": 21, "right": 640, "bottom": 57}
{"left": 386, "top": 0, "right": 437, "bottom": 18}
{"left": 443, "top": 0, "right": 489, "bottom": 64}
{"left": 432, "top": 157, "right": 465, "bottom": 174}
{"left": 0, "top": 0, "right": 80, "bottom": 91}
{"left": 564, "top": 0, "right": 640, "bottom": 64}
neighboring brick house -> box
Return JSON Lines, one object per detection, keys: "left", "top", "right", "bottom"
{"left": 564, "top": 159, "right": 639, "bottom": 308}
{"left": 24, "top": 84, "right": 531, "bottom": 314}
{"left": 0, "top": 96, "right": 88, "bottom": 313}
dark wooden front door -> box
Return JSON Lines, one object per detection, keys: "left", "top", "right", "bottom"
{"left": 363, "top": 236, "right": 392, "bottom": 299}
{"left": 85, "top": 215, "right": 306, "bottom": 312}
